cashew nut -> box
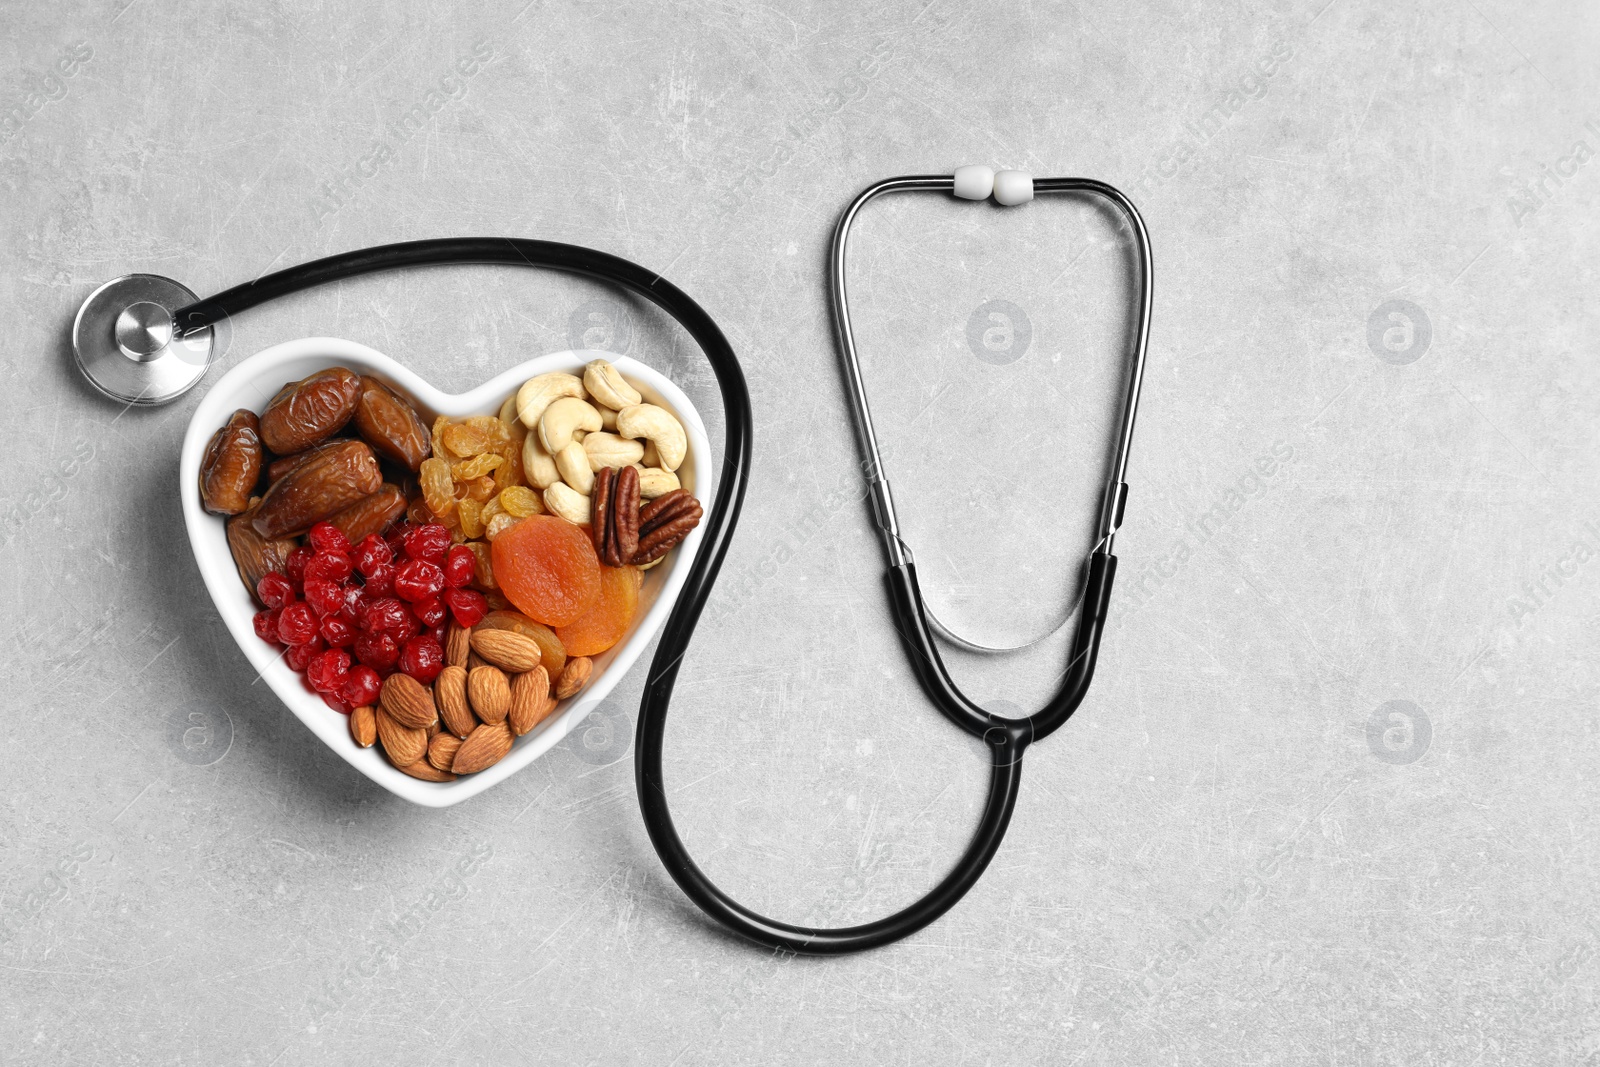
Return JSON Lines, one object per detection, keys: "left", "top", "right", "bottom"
{"left": 640, "top": 439, "right": 660, "bottom": 468}
{"left": 522, "top": 434, "right": 561, "bottom": 489}
{"left": 555, "top": 441, "right": 594, "bottom": 495}
{"left": 515, "top": 372, "right": 585, "bottom": 429}
{"left": 583, "top": 432, "right": 645, "bottom": 471}
{"left": 615, "top": 404, "right": 687, "bottom": 472}
{"left": 497, "top": 394, "right": 521, "bottom": 428}
{"left": 636, "top": 466, "right": 680, "bottom": 499}
{"left": 543, "top": 481, "right": 590, "bottom": 525}
{"left": 583, "top": 359, "right": 642, "bottom": 410}
{"left": 539, "top": 397, "right": 603, "bottom": 454}
{"left": 598, "top": 405, "right": 618, "bottom": 431}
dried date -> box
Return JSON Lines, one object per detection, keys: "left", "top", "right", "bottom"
{"left": 199, "top": 409, "right": 262, "bottom": 515}
{"left": 353, "top": 375, "right": 431, "bottom": 470}
{"left": 259, "top": 367, "right": 361, "bottom": 455}
{"left": 252, "top": 438, "right": 382, "bottom": 538}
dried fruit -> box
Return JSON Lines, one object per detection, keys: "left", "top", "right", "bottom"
{"left": 327, "top": 484, "right": 408, "bottom": 545}
{"left": 555, "top": 565, "right": 639, "bottom": 657}
{"left": 380, "top": 672, "right": 438, "bottom": 730}
{"left": 227, "top": 499, "right": 298, "bottom": 602}
{"left": 341, "top": 665, "right": 381, "bottom": 708}
{"left": 398, "top": 635, "right": 444, "bottom": 683}
{"left": 499, "top": 485, "right": 543, "bottom": 518}
{"left": 468, "top": 629, "right": 544, "bottom": 672}
{"left": 467, "top": 666, "right": 511, "bottom": 725}
{"left": 444, "top": 545, "right": 475, "bottom": 588}
{"left": 508, "top": 667, "right": 553, "bottom": 736}
{"left": 453, "top": 452, "right": 504, "bottom": 480}
{"left": 554, "top": 655, "right": 594, "bottom": 699}
{"left": 402, "top": 523, "right": 452, "bottom": 564}
{"left": 376, "top": 706, "right": 427, "bottom": 766}
{"left": 427, "top": 732, "right": 463, "bottom": 772}
{"left": 349, "top": 704, "right": 377, "bottom": 747}
{"left": 466, "top": 541, "right": 496, "bottom": 589}
{"left": 394, "top": 559, "right": 445, "bottom": 602}
{"left": 444, "top": 587, "right": 488, "bottom": 628}
{"left": 451, "top": 721, "right": 514, "bottom": 774}
{"left": 200, "top": 409, "right": 263, "bottom": 515}
{"left": 458, "top": 497, "right": 485, "bottom": 539}
{"left": 485, "top": 513, "right": 518, "bottom": 541}
{"left": 253, "top": 439, "right": 382, "bottom": 539}
{"left": 434, "top": 665, "right": 475, "bottom": 738}
{"left": 259, "top": 367, "right": 362, "bottom": 455}
{"left": 353, "top": 375, "right": 431, "bottom": 470}
{"left": 491, "top": 515, "right": 601, "bottom": 626}
{"left": 477, "top": 610, "right": 566, "bottom": 677}
{"left": 419, "top": 457, "right": 457, "bottom": 518}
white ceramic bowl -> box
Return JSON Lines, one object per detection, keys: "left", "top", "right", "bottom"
{"left": 180, "top": 338, "right": 712, "bottom": 807}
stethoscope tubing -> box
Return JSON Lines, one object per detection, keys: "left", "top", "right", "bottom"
{"left": 165, "top": 171, "right": 1152, "bottom": 955}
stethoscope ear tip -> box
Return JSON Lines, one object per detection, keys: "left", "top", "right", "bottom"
{"left": 951, "top": 165, "right": 1034, "bottom": 205}
{"left": 73, "top": 274, "right": 214, "bottom": 406}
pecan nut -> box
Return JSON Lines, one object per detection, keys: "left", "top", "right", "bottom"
{"left": 612, "top": 465, "right": 640, "bottom": 566}
{"left": 631, "top": 493, "right": 701, "bottom": 565}
{"left": 591, "top": 465, "right": 614, "bottom": 564}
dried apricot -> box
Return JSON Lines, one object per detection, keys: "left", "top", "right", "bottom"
{"left": 555, "top": 565, "right": 640, "bottom": 657}
{"left": 491, "top": 515, "right": 601, "bottom": 626}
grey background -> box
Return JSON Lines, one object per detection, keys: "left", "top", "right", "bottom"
{"left": 2, "top": 0, "right": 1596, "bottom": 1063}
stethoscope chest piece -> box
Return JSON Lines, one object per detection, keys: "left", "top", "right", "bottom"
{"left": 73, "top": 274, "right": 214, "bottom": 405}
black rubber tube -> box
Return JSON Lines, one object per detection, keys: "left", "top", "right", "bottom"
{"left": 172, "top": 236, "right": 1101, "bottom": 955}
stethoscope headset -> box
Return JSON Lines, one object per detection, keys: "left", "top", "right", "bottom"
{"left": 72, "top": 167, "right": 1150, "bottom": 955}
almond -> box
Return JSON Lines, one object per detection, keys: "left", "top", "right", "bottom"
{"left": 470, "top": 629, "right": 543, "bottom": 672}
{"left": 467, "top": 652, "right": 489, "bottom": 672}
{"left": 435, "top": 665, "right": 475, "bottom": 739}
{"left": 445, "top": 622, "right": 472, "bottom": 669}
{"left": 452, "top": 721, "right": 514, "bottom": 774}
{"left": 428, "top": 733, "right": 463, "bottom": 772}
{"left": 396, "top": 757, "right": 456, "bottom": 782}
{"left": 376, "top": 706, "right": 427, "bottom": 767}
{"left": 380, "top": 673, "right": 438, "bottom": 730}
{"left": 555, "top": 656, "right": 593, "bottom": 700}
{"left": 349, "top": 704, "right": 377, "bottom": 748}
{"left": 508, "top": 666, "right": 552, "bottom": 736}
{"left": 467, "top": 666, "right": 511, "bottom": 725}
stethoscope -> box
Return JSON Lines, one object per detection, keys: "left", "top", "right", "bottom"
{"left": 71, "top": 166, "right": 1150, "bottom": 955}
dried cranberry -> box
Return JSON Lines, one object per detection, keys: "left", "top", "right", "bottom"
{"left": 353, "top": 631, "right": 400, "bottom": 672}
{"left": 428, "top": 625, "right": 447, "bottom": 646}
{"left": 412, "top": 595, "right": 447, "bottom": 628}
{"left": 340, "top": 584, "right": 367, "bottom": 621}
{"left": 402, "top": 523, "right": 452, "bottom": 565}
{"left": 363, "top": 562, "right": 395, "bottom": 597}
{"left": 399, "top": 635, "right": 444, "bottom": 683}
{"left": 304, "top": 551, "right": 353, "bottom": 583}
{"left": 252, "top": 608, "right": 281, "bottom": 643}
{"left": 444, "top": 587, "right": 489, "bottom": 628}
{"left": 306, "top": 648, "right": 352, "bottom": 694}
{"left": 320, "top": 613, "right": 356, "bottom": 648}
{"left": 384, "top": 522, "right": 411, "bottom": 558}
{"left": 360, "top": 596, "right": 410, "bottom": 634}
{"left": 257, "top": 571, "right": 295, "bottom": 609}
{"left": 307, "top": 521, "right": 353, "bottom": 556}
{"left": 277, "top": 602, "right": 319, "bottom": 645}
{"left": 321, "top": 692, "right": 351, "bottom": 714}
{"left": 353, "top": 533, "right": 392, "bottom": 577}
{"left": 341, "top": 665, "right": 382, "bottom": 707}
{"left": 302, "top": 577, "right": 344, "bottom": 618}
{"left": 284, "top": 633, "right": 325, "bottom": 672}
{"left": 394, "top": 559, "right": 445, "bottom": 602}
{"left": 285, "top": 544, "right": 314, "bottom": 585}
{"left": 443, "top": 544, "right": 476, "bottom": 588}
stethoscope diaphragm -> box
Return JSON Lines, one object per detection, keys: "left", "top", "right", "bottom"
{"left": 72, "top": 274, "right": 215, "bottom": 405}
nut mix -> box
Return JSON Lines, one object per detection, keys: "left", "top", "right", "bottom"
{"left": 201, "top": 357, "right": 700, "bottom": 782}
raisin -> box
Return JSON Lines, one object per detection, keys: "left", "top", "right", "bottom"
{"left": 419, "top": 457, "right": 457, "bottom": 518}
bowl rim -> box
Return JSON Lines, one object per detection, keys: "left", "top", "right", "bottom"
{"left": 179, "top": 337, "right": 713, "bottom": 807}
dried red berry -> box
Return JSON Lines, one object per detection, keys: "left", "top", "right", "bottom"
{"left": 302, "top": 577, "right": 344, "bottom": 618}
{"left": 413, "top": 595, "right": 447, "bottom": 628}
{"left": 257, "top": 572, "right": 295, "bottom": 610}
{"left": 444, "top": 587, "right": 488, "bottom": 628}
{"left": 394, "top": 559, "right": 445, "bottom": 603}
{"left": 321, "top": 692, "right": 351, "bottom": 714}
{"left": 359, "top": 596, "right": 409, "bottom": 634}
{"left": 304, "top": 551, "right": 353, "bottom": 583}
{"left": 443, "top": 544, "right": 475, "bottom": 588}
{"left": 252, "top": 608, "right": 281, "bottom": 643}
{"left": 353, "top": 631, "right": 400, "bottom": 672}
{"left": 340, "top": 584, "right": 366, "bottom": 622}
{"left": 341, "top": 665, "right": 382, "bottom": 707}
{"left": 402, "top": 523, "right": 452, "bottom": 565}
{"left": 363, "top": 562, "right": 395, "bottom": 597}
{"left": 353, "top": 533, "right": 392, "bottom": 577}
{"left": 277, "top": 602, "right": 319, "bottom": 645}
{"left": 398, "top": 635, "right": 444, "bottom": 683}
{"left": 285, "top": 544, "right": 314, "bottom": 586}
{"left": 285, "top": 634, "right": 325, "bottom": 672}
{"left": 320, "top": 613, "right": 356, "bottom": 648}
{"left": 307, "top": 648, "right": 352, "bottom": 694}
{"left": 307, "top": 521, "right": 353, "bottom": 556}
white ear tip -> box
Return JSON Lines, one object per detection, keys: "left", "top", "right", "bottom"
{"left": 993, "top": 169, "right": 1033, "bottom": 206}
{"left": 952, "top": 165, "right": 995, "bottom": 200}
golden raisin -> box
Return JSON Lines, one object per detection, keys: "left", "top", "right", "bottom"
{"left": 419, "top": 457, "right": 457, "bottom": 518}
{"left": 458, "top": 497, "right": 485, "bottom": 539}
{"left": 453, "top": 452, "right": 504, "bottom": 480}
{"left": 499, "top": 485, "right": 543, "bottom": 518}
{"left": 466, "top": 540, "right": 496, "bottom": 588}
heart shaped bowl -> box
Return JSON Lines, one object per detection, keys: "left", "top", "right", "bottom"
{"left": 180, "top": 337, "right": 712, "bottom": 807}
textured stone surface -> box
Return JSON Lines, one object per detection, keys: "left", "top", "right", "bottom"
{"left": 2, "top": 1, "right": 1597, "bottom": 1063}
